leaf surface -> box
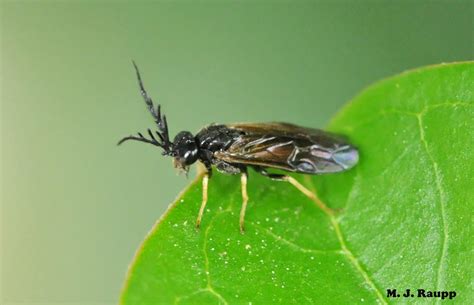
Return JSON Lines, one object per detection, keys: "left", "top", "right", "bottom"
{"left": 120, "top": 62, "right": 473, "bottom": 304}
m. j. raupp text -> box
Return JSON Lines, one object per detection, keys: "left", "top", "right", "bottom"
{"left": 386, "top": 289, "right": 456, "bottom": 300}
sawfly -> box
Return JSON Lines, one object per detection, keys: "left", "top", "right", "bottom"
{"left": 119, "top": 63, "right": 359, "bottom": 233}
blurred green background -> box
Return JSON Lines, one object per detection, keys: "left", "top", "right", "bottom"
{"left": 1, "top": 1, "right": 472, "bottom": 304}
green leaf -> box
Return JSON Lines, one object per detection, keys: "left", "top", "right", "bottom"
{"left": 120, "top": 62, "right": 473, "bottom": 305}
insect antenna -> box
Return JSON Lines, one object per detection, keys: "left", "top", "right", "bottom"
{"left": 117, "top": 128, "right": 165, "bottom": 148}
{"left": 131, "top": 61, "right": 172, "bottom": 151}
{"left": 155, "top": 104, "right": 171, "bottom": 145}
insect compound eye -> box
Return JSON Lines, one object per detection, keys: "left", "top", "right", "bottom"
{"left": 183, "top": 149, "right": 198, "bottom": 163}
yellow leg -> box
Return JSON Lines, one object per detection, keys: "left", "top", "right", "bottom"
{"left": 196, "top": 173, "right": 209, "bottom": 228}
{"left": 283, "top": 176, "right": 334, "bottom": 216}
{"left": 239, "top": 172, "right": 249, "bottom": 233}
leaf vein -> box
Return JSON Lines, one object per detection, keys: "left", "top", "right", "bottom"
{"left": 304, "top": 176, "right": 387, "bottom": 304}
{"left": 416, "top": 113, "right": 448, "bottom": 299}
{"left": 249, "top": 221, "right": 343, "bottom": 254}
{"left": 341, "top": 101, "right": 472, "bottom": 133}
{"left": 202, "top": 209, "right": 231, "bottom": 305}
{"left": 174, "top": 287, "right": 227, "bottom": 305}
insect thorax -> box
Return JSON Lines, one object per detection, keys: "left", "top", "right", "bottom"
{"left": 195, "top": 124, "right": 242, "bottom": 153}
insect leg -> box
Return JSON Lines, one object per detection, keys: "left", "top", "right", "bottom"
{"left": 252, "top": 166, "right": 334, "bottom": 215}
{"left": 239, "top": 171, "right": 249, "bottom": 234}
{"left": 196, "top": 173, "right": 209, "bottom": 228}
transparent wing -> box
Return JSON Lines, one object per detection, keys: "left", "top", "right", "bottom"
{"left": 215, "top": 123, "right": 359, "bottom": 174}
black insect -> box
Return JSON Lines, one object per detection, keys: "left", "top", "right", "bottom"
{"left": 119, "top": 63, "right": 359, "bottom": 233}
